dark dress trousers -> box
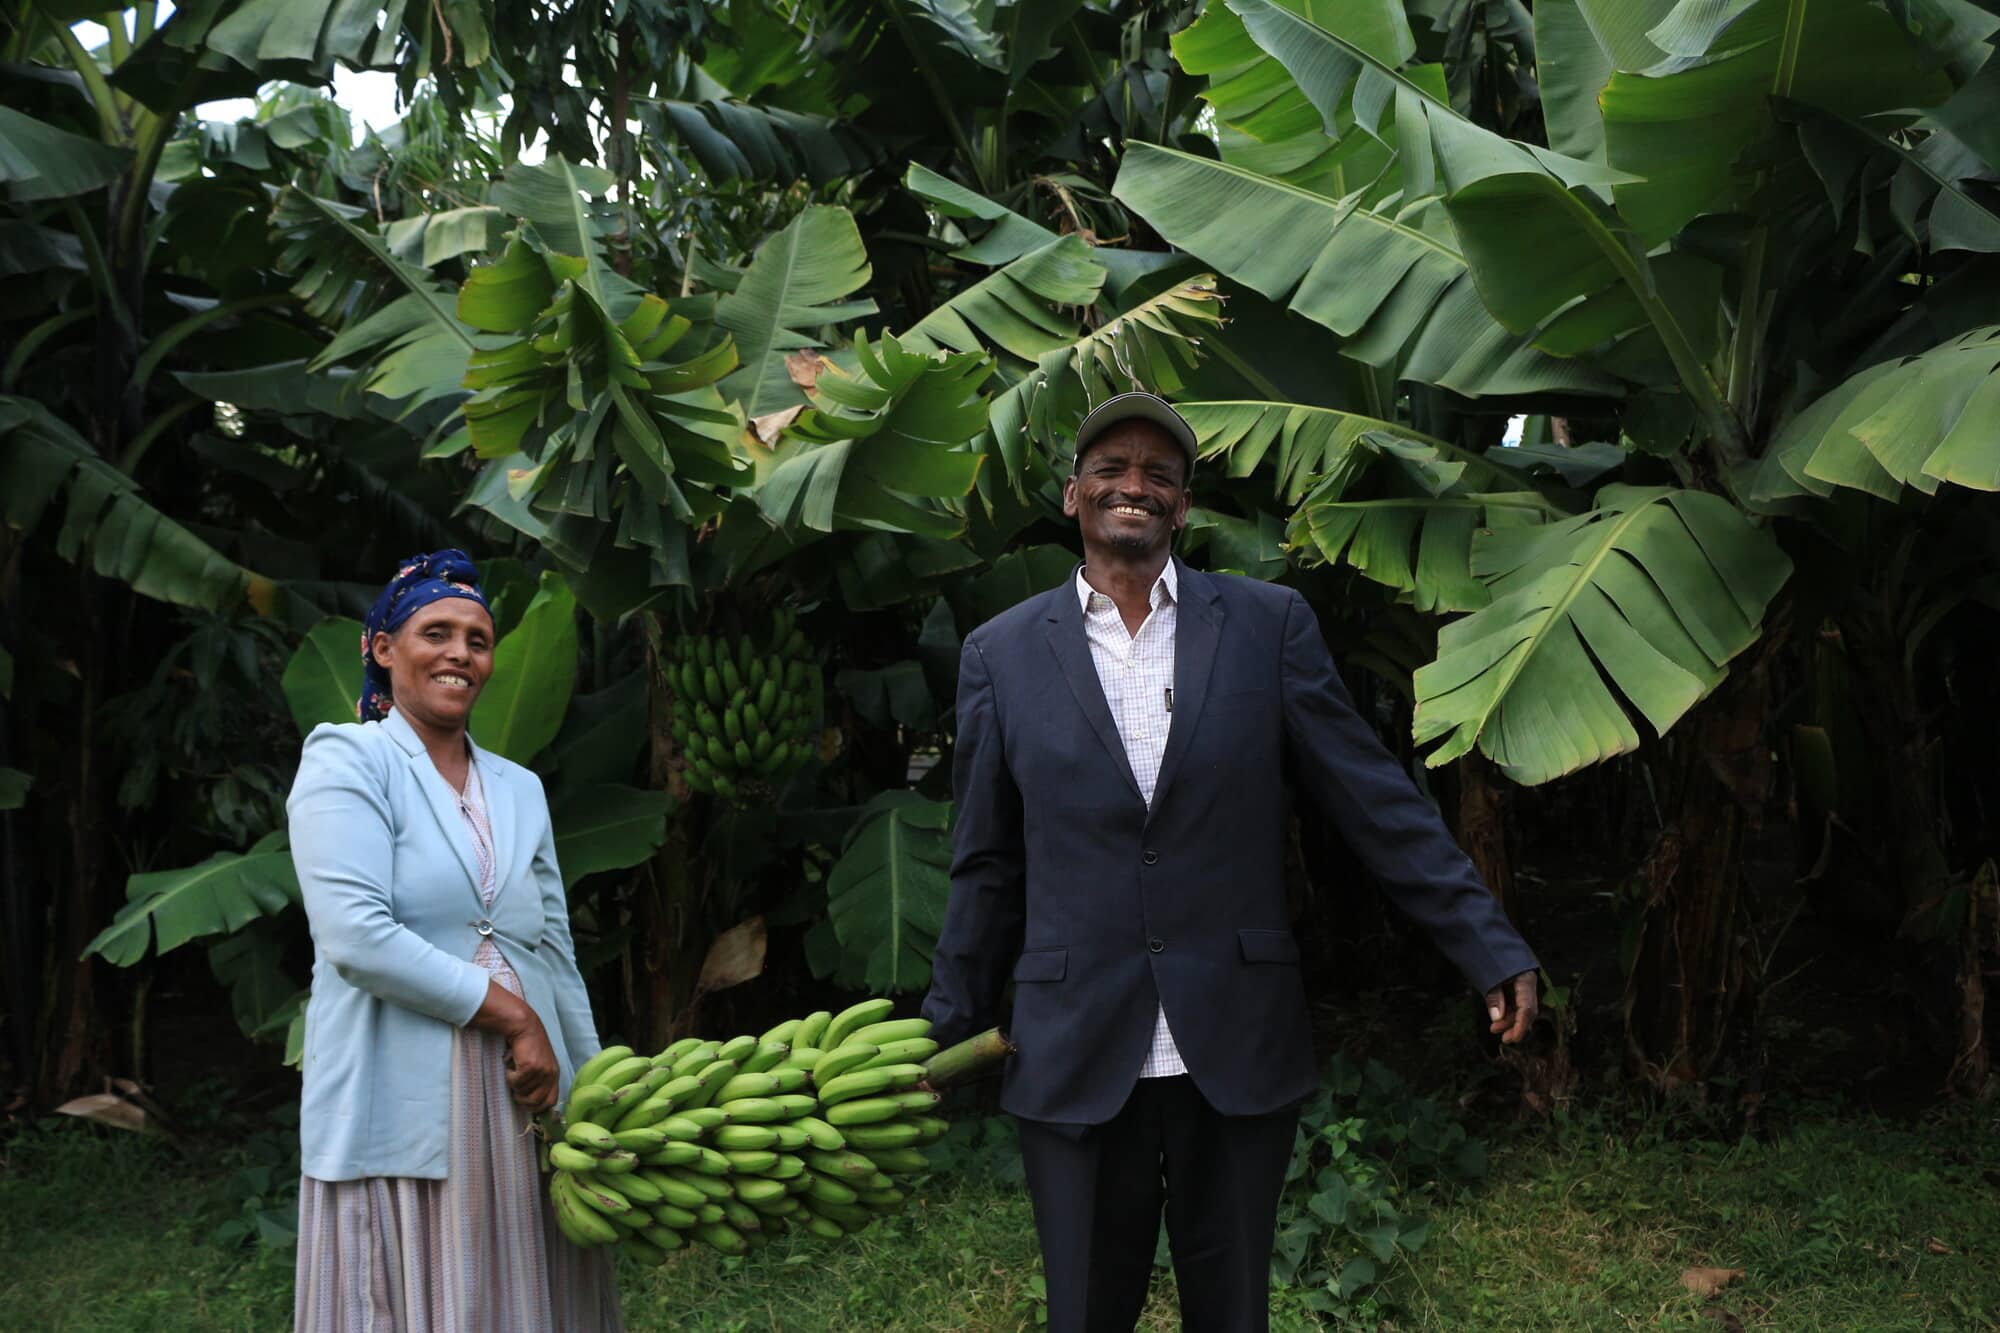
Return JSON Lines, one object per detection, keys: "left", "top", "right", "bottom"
{"left": 921, "top": 560, "right": 1536, "bottom": 1331}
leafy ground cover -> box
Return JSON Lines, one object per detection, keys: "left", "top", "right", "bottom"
{"left": 4, "top": 1095, "right": 1995, "bottom": 1331}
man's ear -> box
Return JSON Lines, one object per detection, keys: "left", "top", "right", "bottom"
{"left": 1061, "top": 473, "right": 1079, "bottom": 517}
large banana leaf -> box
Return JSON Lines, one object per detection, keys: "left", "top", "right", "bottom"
{"left": 208, "top": 922, "right": 306, "bottom": 1044}
{"left": 1171, "top": 0, "right": 1417, "bottom": 196}
{"left": 823, "top": 791, "right": 953, "bottom": 993}
{"left": 757, "top": 334, "right": 990, "bottom": 539}
{"left": 1177, "top": 399, "right": 1516, "bottom": 503}
{"left": 715, "top": 205, "right": 878, "bottom": 418}
{"left": 84, "top": 833, "right": 299, "bottom": 966}
{"left": 550, "top": 784, "right": 673, "bottom": 888}
{"left": 470, "top": 571, "right": 578, "bottom": 764}
{"left": 1113, "top": 143, "right": 1616, "bottom": 399}
{"left": 1180, "top": 400, "right": 1561, "bottom": 610}
{"left": 1771, "top": 327, "right": 2000, "bottom": 498}
{"left": 0, "top": 106, "right": 131, "bottom": 202}
{"left": 901, "top": 235, "right": 1107, "bottom": 364}
{"left": 984, "top": 275, "right": 1226, "bottom": 478}
{"left": 278, "top": 190, "right": 481, "bottom": 413}
{"left": 282, "top": 616, "right": 366, "bottom": 733}
{"left": 1200, "top": 0, "right": 1737, "bottom": 442}
{"left": 0, "top": 396, "right": 276, "bottom": 615}
{"left": 1600, "top": 0, "right": 1960, "bottom": 246}
{"left": 1531, "top": 0, "right": 1674, "bottom": 162}
{"left": 642, "top": 98, "right": 881, "bottom": 187}
{"left": 1412, "top": 485, "right": 1791, "bottom": 783}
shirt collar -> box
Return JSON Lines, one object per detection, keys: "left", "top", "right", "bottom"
{"left": 1076, "top": 558, "right": 1178, "bottom": 614}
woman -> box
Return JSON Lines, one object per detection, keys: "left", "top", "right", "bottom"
{"left": 286, "top": 550, "right": 622, "bottom": 1331}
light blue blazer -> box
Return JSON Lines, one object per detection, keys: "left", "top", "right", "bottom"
{"left": 287, "top": 708, "right": 602, "bottom": 1181}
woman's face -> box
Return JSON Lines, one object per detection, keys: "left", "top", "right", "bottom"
{"left": 371, "top": 599, "right": 495, "bottom": 732}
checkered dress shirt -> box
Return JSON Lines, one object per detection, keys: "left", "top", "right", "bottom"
{"left": 1076, "top": 563, "right": 1187, "bottom": 1079}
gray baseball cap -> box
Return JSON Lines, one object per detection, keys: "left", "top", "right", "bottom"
{"left": 1071, "top": 391, "right": 1198, "bottom": 475}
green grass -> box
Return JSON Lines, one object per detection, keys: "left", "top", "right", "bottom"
{"left": 4, "top": 1102, "right": 1997, "bottom": 1331}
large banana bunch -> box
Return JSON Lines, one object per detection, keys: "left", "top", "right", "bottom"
{"left": 547, "top": 1003, "right": 1003, "bottom": 1262}
{"left": 669, "top": 608, "right": 822, "bottom": 803}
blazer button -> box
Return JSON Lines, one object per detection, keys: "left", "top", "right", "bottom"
{"left": 474, "top": 918, "right": 494, "bottom": 937}
{"left": 1149, "top": 937, "right": 1165, "bottom": 953}
{"left": 1142, "top": 849, "right": 1159, "bottom": 865}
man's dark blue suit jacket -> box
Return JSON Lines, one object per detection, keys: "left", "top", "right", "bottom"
{"left": 921, "top": 559, "right": 1537, "bottom": 1126}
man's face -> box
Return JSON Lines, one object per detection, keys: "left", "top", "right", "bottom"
{"left": 1062, "top": 421, "right": 1192, "bottom": 560}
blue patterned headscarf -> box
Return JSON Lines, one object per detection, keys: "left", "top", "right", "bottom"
{"left": 358, "top": 549, "right": 491, "bottom": 721}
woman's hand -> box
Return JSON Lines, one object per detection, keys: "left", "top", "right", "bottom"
{"left": 470, "top": 979, "right": 561, "bottom": 1112}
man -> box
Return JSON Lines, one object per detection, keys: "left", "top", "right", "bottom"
{"left": 920, "top": 392, "right": 1540, "bottom": 1333}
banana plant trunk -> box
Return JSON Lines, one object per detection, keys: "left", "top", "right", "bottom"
{"left": 1621, "top": 643, "right": 1781, "bottom": 1096}
{"left": 634, "top": 617, "right": 708, "bottom": 1050}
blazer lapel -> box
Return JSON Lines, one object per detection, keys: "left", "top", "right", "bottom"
{"left": 1148, "top": 560, "right": 1223, "bottom": 821}
{"left": 383, "top": 709, "right": 484, "bottom": 908}
{"left": 1044, "top": 574, "right": 1144, "bottom": 804}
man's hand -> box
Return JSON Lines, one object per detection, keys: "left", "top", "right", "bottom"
{"left": 1485, "top": 970, "right": 1539, "bottom": 1045}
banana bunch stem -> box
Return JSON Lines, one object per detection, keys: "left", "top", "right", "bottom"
{"left": 919, "top": 1028, "right": 1013, "bottom": 1090}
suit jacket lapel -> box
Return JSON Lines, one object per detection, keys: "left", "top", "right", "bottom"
{"left": 383, "top": 709, "right": 484, "bottom": 908}
{"left": 1148, "top": 560, "right": 1223, "bottom": 821}
{"left": 1044, "top": 574, "right": 1144, "bottom": 804}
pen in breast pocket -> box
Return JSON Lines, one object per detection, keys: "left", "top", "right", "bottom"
{"left": 1164, "top": 686, "right": 1173, "bottom": 712}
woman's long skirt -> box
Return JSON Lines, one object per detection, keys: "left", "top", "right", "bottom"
{"left": 292, "top": 992, "right": 623, "bottom": 1331}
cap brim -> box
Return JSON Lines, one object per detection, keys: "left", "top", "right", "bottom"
{"left": 1073, "top": 392, "right": 1198, "bottom": 470}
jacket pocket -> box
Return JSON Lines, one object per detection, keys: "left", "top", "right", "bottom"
{"left": 1012, "top": 947, "right": 1068, "bottom": 982}
{"left": 1238, "top": 929, "right": 1300, "bottom": 965}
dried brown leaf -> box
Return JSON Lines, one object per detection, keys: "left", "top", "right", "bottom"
{"left": 53, "top": 1093, "right": 148, "bottom": 1134}
{"left": 784, "top": 351, "right": 824, "bottom": 390}
{"left": 1926, "top": 1237, "right": 1953, "bottom": 1255}
{"left": 696, "top": 916, "right": 767, "bottom": 994}
{"left": 750, "top": 405, "right": 805, "bottom": 444}
{"left": 1681, "top": 1267, "right": 1746, "bottom": 1300}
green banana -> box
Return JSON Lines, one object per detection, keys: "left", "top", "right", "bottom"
{"left": 761, "top": 1154, "right": 805, "bottom": 1181}
{"left": 563, "top": 1082, "right": 614, "bottom": 1124}
{"left": 840, "top": 1121, "right": 924, "bottom": 1150}
{"left": 802, "top": 1214, "right": 845, "bottom": 1240}
{"left": 614, "top": 1171, "right": 664, "bottom": 1206}
{"left": 862, "top": 1146, "right": 930, "bottom": 1174}
{"left": 846, "top": 1018, "right": 932, "bottom": 1049}
{"left": 641, "top": 1171, "right": 708, "bottom": 1210}
{"left": 651, "top": 1202, "right": 699, "bottom": 1229}
{"left": 551, "top": 1173, "right": 620, "bottom": 1247}
{"left": 565, "top": 1121, "right": 619, "bottom": 1153}
{"left": 611, "top": 1126, "right": 669, "bottom": 1154}
{"left": 816, "top": 1066, "right": 898, "bottom": 1107}
{"left": 722, "top": 1148, "right": 779, "bottom": 1175}
{"left": 696, "top": 1222, "right": 749, "bottom": 1255}
{"left": 567, "top": 1175, "right": 635, "bottom": 1218}
{"left": 824, "top": 998, "right": 896, "bottom": 1050}
{"left": 570, "top": 1046, "right": 634, "bottom": 1091}
{"left": 806, "top": 1172, "right": 860, "bottom": 1206}
{"left": 793, "top": 1011, "right": 832, "bottom": 1049}
{"left": 759, "top": 1018, "right": 801, "bottom": 1046}
{"left": 710, "top": 1072, "right": 780, "bottom": 1104}
{"left": 711, "top": 1123, "right": 779, "bottom": 1151}
{"left": 825, "top": 1095, "right": 905, "bottom": 1127}
{"left": 669, "top": 1040, "right": 721, "bottom": 1077}
{"left": 548, "top": 1142, "right": 601, "bottom": 1173}
{"left": 859, "top": 1037, "right": 940, "bottom": 1070}
{"left": 720, "top": 1199, "right": 763, "bottom": 1233}
{"left": 812, "top": 1043, "right": 880, "bottom": 1086}
{"left": 717, "top": 1096, "right": 787, "bottom": 1124}
{"left": 782, "top": 1046, "right": 823, "bottom": 1070}
{"left": 640, "top": 1142, "right": 702, "bottom": 1168}
{"left": 594, "top": 1150, "right": 641, "bottom": 1176}
{"left": 715, "top": 1034, "right": 759, "bottom": 1064}
{"left": 793, "top": 1116, "right": 846, "bottom": 1150}
{"left": 805, "top": 1150, "right": 879, "bottom": 1180}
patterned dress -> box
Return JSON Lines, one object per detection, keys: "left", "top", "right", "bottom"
{"left": 294, "top": 756, "right": 624, "bottom": 1332}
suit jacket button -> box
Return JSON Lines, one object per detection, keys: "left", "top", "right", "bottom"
{"left": 1149, "top": 937, "right": 1165, "bottom": 953}
{"left": 1142, "top": 849, "right": 1159, "bottom": 865}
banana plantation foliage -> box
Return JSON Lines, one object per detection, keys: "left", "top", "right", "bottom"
{"left": 4, "top": 0, "right": 2000, "bottom": 1126}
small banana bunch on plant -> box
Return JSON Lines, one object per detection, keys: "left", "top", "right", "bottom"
{"left": 545, "top": 1001, "right": 1010, "bottom": 1263}
{"left": 668, "top": 607, "right": 822, "bottom": 803}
